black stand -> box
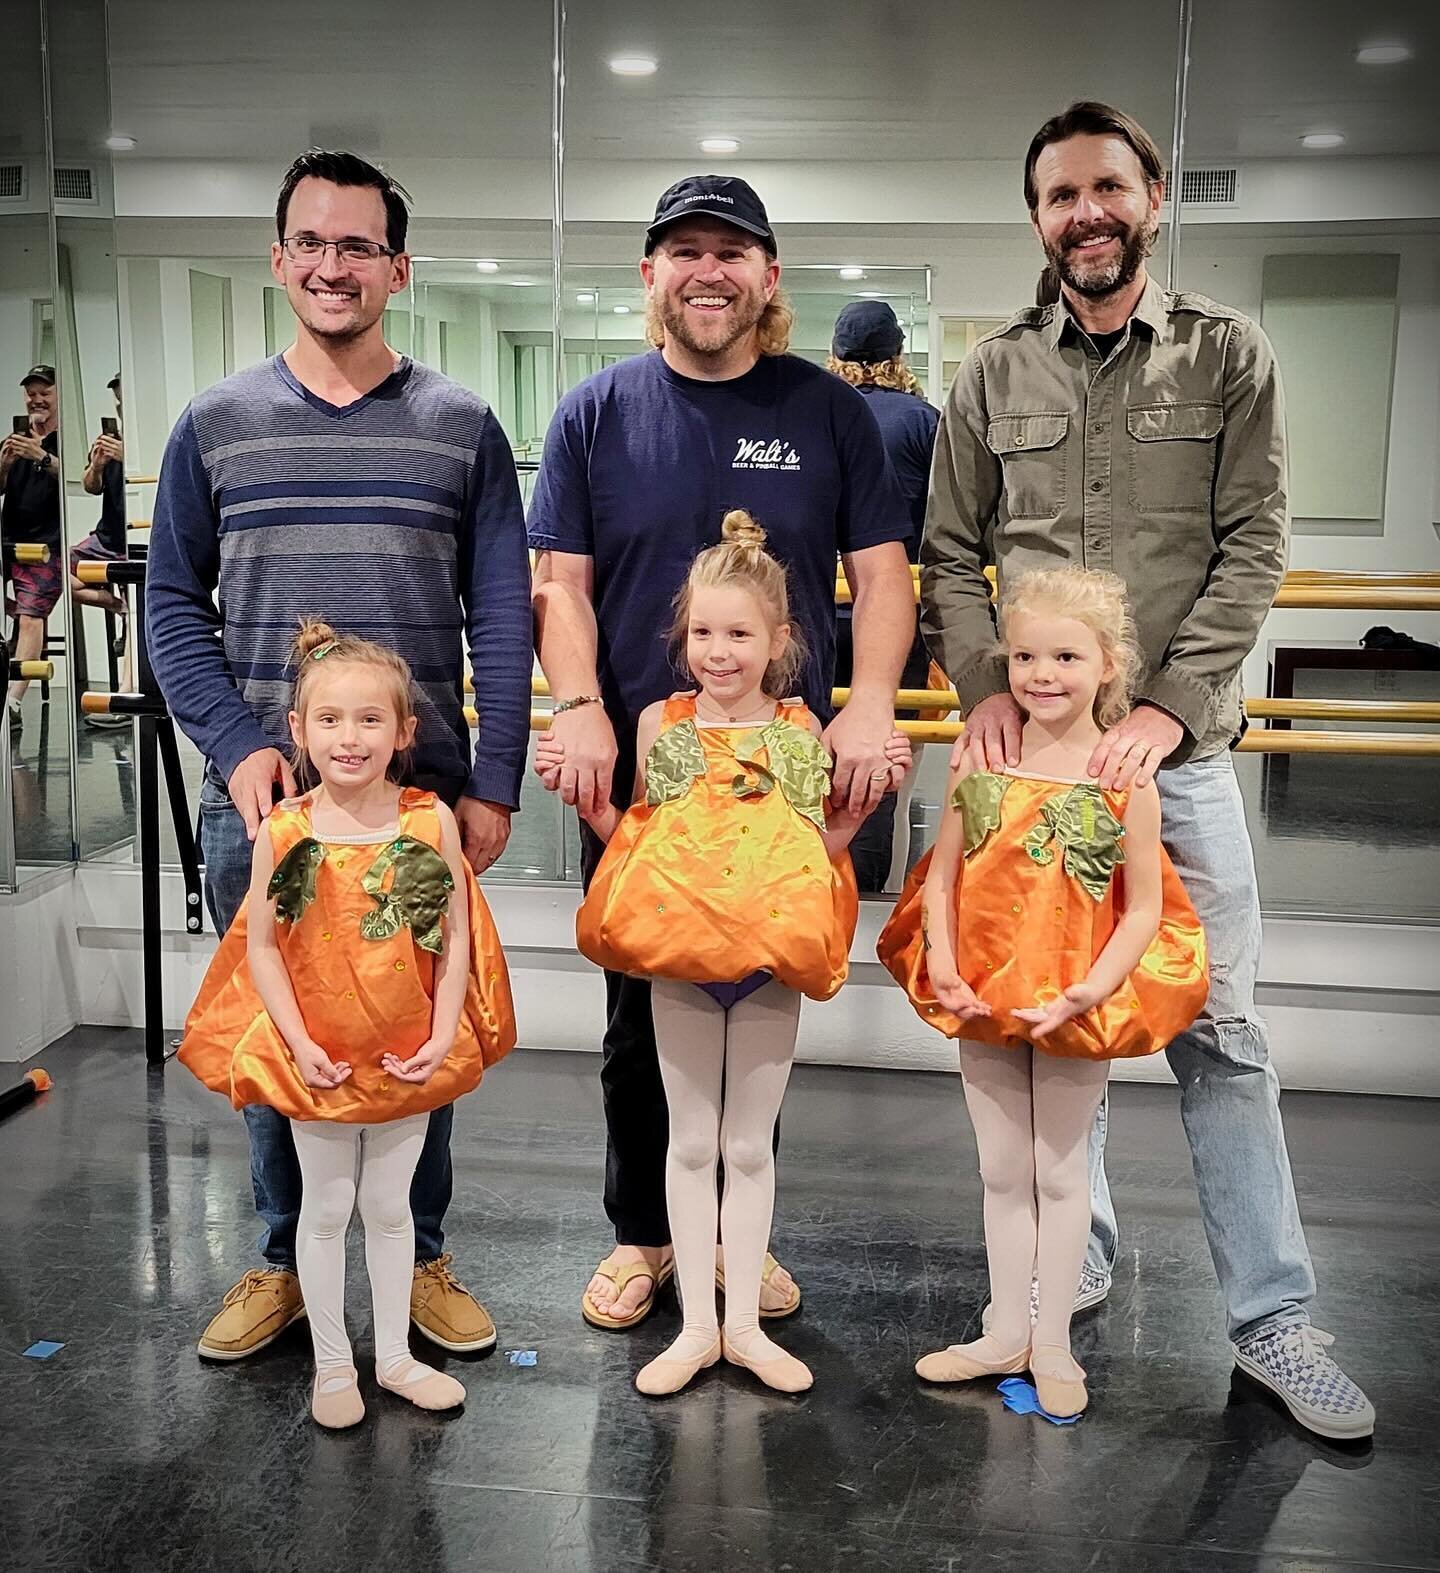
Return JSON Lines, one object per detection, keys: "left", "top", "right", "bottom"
{"left": 79, "top": 558, "right": 203, "bottom": 1065}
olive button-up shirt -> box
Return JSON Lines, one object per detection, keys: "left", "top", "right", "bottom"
{"left": 921, "top": 274, "right": 1288, "bottom": 763}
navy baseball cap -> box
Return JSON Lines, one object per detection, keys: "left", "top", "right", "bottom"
{"left": 645, "top": 175, "right": 776, "bottom": 255}
{"left": 832, "top": 301, "right": 903, "bottom": 363}
{"left": 21, "top": 364, "right": 55, "bottom": 386}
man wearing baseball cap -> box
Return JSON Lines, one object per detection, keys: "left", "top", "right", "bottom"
{"left": 826, "top": 301, "right": 941, "bottom": 889}
{"left": 529, "top": 175, "right": 916, "bottom": 1333}
{"left": 1, "top": 365, "right": 62, "bottom": 734}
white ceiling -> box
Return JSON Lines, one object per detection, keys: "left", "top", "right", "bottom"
{"left": 100, "top": 0, "right": 1440, "bottom": 170}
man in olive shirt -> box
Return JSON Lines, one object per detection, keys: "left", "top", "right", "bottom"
{"left": 922, "top": 101, "right": 1373, "bottom": 1441}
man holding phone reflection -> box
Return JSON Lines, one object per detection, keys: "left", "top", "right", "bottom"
{"left": 2, "top": 364, "right": 62, "bottom": 735}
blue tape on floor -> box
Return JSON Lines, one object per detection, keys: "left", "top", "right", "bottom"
{"left": 997, "top": 1375, "right": 1079, "bottom": 1425}
{"left": 506, "top": 1350, "right": 537, "bottom": 1367}
{"left": 23, "top": 1341, "right": 65, "bottom": 1359}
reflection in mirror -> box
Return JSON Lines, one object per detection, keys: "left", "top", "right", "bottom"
{"left": 49, "top": 0, "right": 137, "bottom": 864}
{"left": 0, "top": 0, "right": 71, "bottom": 884}
{"left": 1179, "top": 0, "right": 1440, "bottom": 922}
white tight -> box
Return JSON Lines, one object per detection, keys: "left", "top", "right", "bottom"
{"left": 650, "top": 978, "right": 802, "bottom": 1364}
{"left": 960, "top": 1041, "right": 1111, "bottom": 1362}
{"left": 290, "top": 1113, "right": 428, "bottom": 1380}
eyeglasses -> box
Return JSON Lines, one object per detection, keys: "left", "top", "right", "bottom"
{"left": 281, "top": 235, "right": 396, "bottom": 265}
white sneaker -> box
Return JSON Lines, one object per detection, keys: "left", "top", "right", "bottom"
{"left": 1231, "top": 1323, "right": 1374, "bottom": 1441}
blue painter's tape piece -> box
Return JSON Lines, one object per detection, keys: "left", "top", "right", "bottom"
{"left": 505, "top": 1349, "right": 538, "bottom": 1367}
{"left": 23, "top": 1341, "right": 65, "bottom": 1359}
{"left": 997, "top": 1375, "right": 1080, "bottom": 1425}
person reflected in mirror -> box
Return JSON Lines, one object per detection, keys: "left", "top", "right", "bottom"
{"left": 529, "top": 174, "right": 915, "bottom": 1334}
{"left": 1, "top": 365, "right": 62, "bottom": 736}
{"left": 146, "top": 149, "right": 531, "bottom": 1367}
{"left": 920, "top": 99, "right": 1374, "bottom": 1441}
{"left": 825, "top": 299, "right": 940, "bottom": 891}
{"left": 71, "top": 372, "right": 133, "bottom": 727}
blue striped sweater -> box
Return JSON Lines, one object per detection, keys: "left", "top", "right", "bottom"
{"left": 146, "top": 355, "right": 531, "bottom": 807}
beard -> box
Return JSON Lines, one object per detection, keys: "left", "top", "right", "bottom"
{"left": 1046, "top": 212, "right": 1158, "bottom": 299}
{"left": 289, "top": 281, "right": 383, "bottom": 345}
{"left": 649, "top": 284, "right": 769, "bottom": 360}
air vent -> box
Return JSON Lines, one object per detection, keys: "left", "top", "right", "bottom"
{"left": 1179, "top": 167, "right": 1238, "bottom": 205}
{"left": 53, "top": 164, "right": 95, "bottom": 202}
{"left": 0, "top": 162, "right": 25, "bottom": 200}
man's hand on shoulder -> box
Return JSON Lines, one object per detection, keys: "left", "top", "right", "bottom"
{"left": 227, "top": 748, "right": 298, "bottom": 841}
{"left": 955, "top": 692, "right": 1023, "bottom": 774}
{"left": 456, "top": 797, "right": 512, "bottom": 874}
{"left": 1087, "top": 704, "right": 1184, "bottom": 791}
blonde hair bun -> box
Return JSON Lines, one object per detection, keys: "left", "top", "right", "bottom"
{"left": 292, "top": 617, "right": 340, "bottom": 664}
{"left": 720, "top": 509, "right": 768, "bottom": 551}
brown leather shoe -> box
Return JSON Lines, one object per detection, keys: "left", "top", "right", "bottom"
{"left": 410, "top": 1254, "right": 497, "bottom": 1352}
{"left": 197, "top": 1268, "right": 306, "bottom": 1361}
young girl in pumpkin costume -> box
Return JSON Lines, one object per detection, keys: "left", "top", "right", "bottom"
{"left": 879, "top": 567, "right": 1207, "bottom": 1416}
{"left": 179, "top": 622, "right": 515, "bottom": 1428}
{"left": 537, "top": 512, "right": 909, "bottom": 1397}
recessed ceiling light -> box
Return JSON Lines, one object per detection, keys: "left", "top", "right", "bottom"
{"left": 855, "top": 291, "right": 887, "bottom": 298}
{"left": 609, "top": 54, "right": 657, "bottom": 76}
{"left": 613, "top": 304, "right": 632, "bottom": 314}
{"left": 1355, "top": 42, "right": 1412, "bottom": 65}
{"left": 576, "top": 292, "right": 596, "bottom": 304}
{"left": 105, "top": 133, "right": 136, "bottom": 151}
{"left": 699, "top": 137, "right": 739, "bottom": 155}
{"left": 475, "top": 260, "right": 500, "bottom": 273}
{"left": 1300, "top": 132, "right": 1346, "bottom": 149}
{"left": 508, "top": 280, "right": 540, "bottom": 287}
{"left": 838, "top": 266, "right": 865, "bottom": 281}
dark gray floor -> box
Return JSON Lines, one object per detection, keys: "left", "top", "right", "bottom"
{"left": 2, "top": 1031, "right": 1433, "bottom": 1573}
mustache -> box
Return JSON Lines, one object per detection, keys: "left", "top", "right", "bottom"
{"left": 1062, "top": 223, "right": 1126, "bottom": 248}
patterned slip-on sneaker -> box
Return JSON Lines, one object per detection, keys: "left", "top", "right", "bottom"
{"left": 197, "top": 1268, "right": 306, "bottom": 1361}
{"left": 410, "top": 1254, "right": 498, "bottom": 1353}
{"left": 1231, "top": 1323, "right": 1375, "bottom": 1441}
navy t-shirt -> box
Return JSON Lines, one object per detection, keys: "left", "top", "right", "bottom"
{"left": 854, "top": 384, "right": 939, "bottom": 558}
{"left": 527, "top": 350, "right": 910, "bottom": 747}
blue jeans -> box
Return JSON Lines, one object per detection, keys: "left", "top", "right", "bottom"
{"left": 199, "top": 775, "right": 453, "bottom": 1271}
{"left": 1086, "top": 753, "right": 1316, "bottom": 1340}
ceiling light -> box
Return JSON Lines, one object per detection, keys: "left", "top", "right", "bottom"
{"left": 1355, "top": 43, "right": 1412, "bottom": 65}
{"left": 104, "top": 133, "right": 136, "bottom": 151}
{"left": 838, "top": 266, "right": 865, "bottom": 281}
{"left": 1300, "top": 132, "right": 1346, "bottom": 149}
{"left": 576, "top": 292, "right": 596, "bottom": 304}
{"left": 699, "top": 137, "right": 739, "bottom": 155}
{"left": 613, "top": 304, "right": 632, "bottom": 314}
{"left": 855, "top": 291, "right": 887, "bottom": 298}
{"left": 475, "top": 260, "right": 500, "bottom": 273}
{"left": 609, "top": 55, "right": 657, "bottom": 76}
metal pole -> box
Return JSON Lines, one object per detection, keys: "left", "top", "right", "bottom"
{"left": 1166, "top": 0, "right": 1194, "bottom": 291}
{"left": 550, "top": 0, "right": 567, "bottom": 406}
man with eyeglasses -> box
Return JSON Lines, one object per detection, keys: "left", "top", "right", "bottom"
{"left": 147, "top": 149, "right": 532, "bottom": 1365}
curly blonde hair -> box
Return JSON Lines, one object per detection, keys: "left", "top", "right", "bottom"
{"left": 997, "top": 567, "right": 1140, "bottom": 729}
{"left": 645, "top": 289, "right": 795, "bottom": 357}
{"left": 670, "top": 511, "right": 806, "bottom": 698}
{"left": 824, "top": 354, "right": 927, "bottom": 397}
{"left": 288, "top": 617, "right": 417, "bottom": 782}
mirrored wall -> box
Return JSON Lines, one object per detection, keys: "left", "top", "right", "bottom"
{"left": 6, "top": 0, "right": 1437, "bottom": 922}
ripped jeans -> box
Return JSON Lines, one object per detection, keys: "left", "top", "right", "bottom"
{"left": 1086, "top": 752, "right": 1315, "bottom": 1340}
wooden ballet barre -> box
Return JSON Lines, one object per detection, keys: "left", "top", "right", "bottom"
{"left": 10, "top": 542, "right": 50, "bottom": 564}
{"left": 75, "top": 558, "right": 146, "bottom": 586}
{"left": 9, "top": 660, "right": 53, "bottom": 681}
{"left": 832, "top": 577, "right": 1440, "bottom": 610}
{"left": 460, "top": 707, "right": 1440, "bottom": 758}
{"left": 81, "top": 691, "right": 166, "bottom": 717}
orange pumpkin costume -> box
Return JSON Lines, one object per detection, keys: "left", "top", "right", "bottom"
{"left": 578, "top": 694, "right": 858, "bottom": 1002}
{"left": 878, "top": 769, "right": 1207, "bottom": 1060}
{"left": 179, "top": 788, "right": 515, "bottom": 1122}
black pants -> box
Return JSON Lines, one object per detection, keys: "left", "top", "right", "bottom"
{"left": 834, "top": 608, "right": 931, "bottom": 893}
{"left": 582, "top": 821, "right": 782, "bottom": 1247}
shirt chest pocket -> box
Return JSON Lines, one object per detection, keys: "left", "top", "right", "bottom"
{"left": 986, "top": 413, "right": 1068, "bottom": 520}
{"left": 1126, "top": 401, "right": 1223, "bottom": 516}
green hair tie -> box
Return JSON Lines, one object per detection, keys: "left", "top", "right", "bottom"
{"left": 308, "top": 639, "right": 338, "bottom": 662}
